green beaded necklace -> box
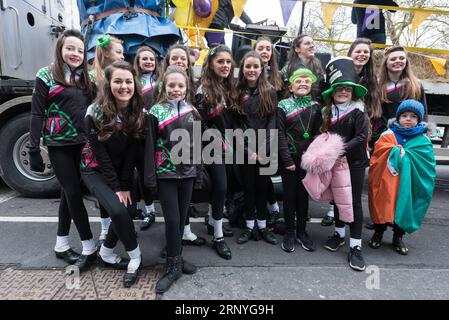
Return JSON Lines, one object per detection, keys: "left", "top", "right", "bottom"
{"left": 294, "top": 95, "right": 313, "bottom": 139}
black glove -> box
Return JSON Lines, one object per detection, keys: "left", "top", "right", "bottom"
{"left": 29, "top": 149, "right": 45, "bottom": 172}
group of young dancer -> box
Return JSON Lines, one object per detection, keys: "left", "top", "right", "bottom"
{"left": 29, "top": 29, "right": 435, "bottom": 293}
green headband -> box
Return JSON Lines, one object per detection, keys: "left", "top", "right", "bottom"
{"left": 96, "top": 34, "right": 111, "bottom": 48}
{"left": 289, "top": 68, "right": 317, "bottom": 85}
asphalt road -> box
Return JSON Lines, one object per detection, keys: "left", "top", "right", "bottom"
{"left": 0, "top": 166, "right": 448, "bottom": 300}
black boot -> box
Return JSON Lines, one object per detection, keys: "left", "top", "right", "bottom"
{"left": 156, "top": 255, "right": 182, "bottom": 294}
{"left": 181, "top": 258, "right": 197, "bottom": 275}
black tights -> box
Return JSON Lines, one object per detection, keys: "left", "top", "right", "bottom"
{"left": 48, "top": 145, "right": 92, "bottom": 240}
{"left": 241, "top": 163, "right": 269, "bottom": 221}
{"left": 206, "top": 163, "right": 227, "bottom": 220}
{"left": 281, "top": 164, "right": 309, "bottom": 234}
{"left": 159, "top": 178, "right": 194, "bottom": 257}
{"left": 82, "top": 172, "right": 137, "bottom": 251}
{"left": 334, "top": 167, "right": 365, "bottom": 239}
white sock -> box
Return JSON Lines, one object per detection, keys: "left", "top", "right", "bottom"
{"left": 183, "top": 224, "right": 197, "bottom": 241}
{"left": 145, "top": 203, "right": 155, "bottom": 214}
{"left": 246, "top": 220, "right": 255, "bottom": 230}
{"left": 327, "top": 205, "right": 335, "bottom": 218}
{"left": 99, "top": 229, "right": 108, "bottom": 241}
{"left": 212, "top": 218, "right": 223, "bottom": 239}
{"left": 270, "top": 202, "right": 279, "bottom": 213}
{"left": 100, "top": 218, "right": 111, "bottom": 232}
{"left": 99, "top": 245, "right": 118, "bottom": 264}
{"left": 127, "top": 246, "right": 141, "bottom": 273}
{"left": 81, "top": 238, "right": 96, "bottom": 255}
{"left": 257, "top": 219, "right": 267, "bottom": 229}
{"left": 335, "top": 227, "right": 345, "bottom": 239}
{"left": 54, "top": 236, "right": 70, "bottom": 252}
{"left": 350, "top": 238, "right": 362, "bottom": 249}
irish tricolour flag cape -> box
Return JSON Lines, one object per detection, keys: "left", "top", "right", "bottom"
{"left": 368, "top": 130, "right": 436, "bottom": 233}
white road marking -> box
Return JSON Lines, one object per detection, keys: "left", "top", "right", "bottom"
{"left": 0, "top": 216, "right": 322, "bottom": 223}
{"left": 0, "top": 191, "right": 18, "bottom": 204}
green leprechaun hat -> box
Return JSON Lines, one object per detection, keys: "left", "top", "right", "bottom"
{"left": 321, "top": 56, "right": 368, "bottom": 101}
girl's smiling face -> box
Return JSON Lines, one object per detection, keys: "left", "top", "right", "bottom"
{"left": 61, "top": 36, "right": 84, "bottom": 70}
{"left": 386, "top": 51, "right": 407, "bottom": 73}
{"left": 350, "top": 43, "right": 370, "bottom": 69}
{"left": 110, "top": 68, "right": 135, "bottom": 107}
{"left": 255, "top": 40, "right": 272, "bottom": 64}
{"left": 295, "top": 36, "right": 316, "bottom": 59}
{"left": 138, "top": 50, "right": 156, "bottom": 73}
{"left": 332, "top": 85, "right": 353, "bottom": 104}
{"left": 165, "top": 72, "right": 187, "bottom": 101}
{"left": 169, "top": 48, "right": 189, "bottom": 71}
{"left": 290, "top": 76, "right": 313, "bottom": 97}
{"left": 211, "top": 51, "right": 233, "bottom": 79}
{"left": 243, "top": 57, "right": 262, "bottom": 87}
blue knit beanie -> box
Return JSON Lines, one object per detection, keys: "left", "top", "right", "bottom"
{"left": 396, "top": 99, "right": 424, "bottom": 123}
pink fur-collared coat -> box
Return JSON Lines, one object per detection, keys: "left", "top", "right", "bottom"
{"left": 301, "top": 132, "right": 354, "bottom": 223}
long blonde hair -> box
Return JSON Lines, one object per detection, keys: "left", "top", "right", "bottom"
{"left": 379, "top": 46, "right": 422, "bottom": 104}
{"left": 92, "top": 35, "right": 123, "bottom": 83}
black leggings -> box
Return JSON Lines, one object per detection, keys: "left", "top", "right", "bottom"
{"left": 159, "top": 178, "right": 194, "bottom": 257}
{"left": 334, "top": 167, "right": 365, "bottom": 239}
{"left": 374, "top": 223, "right": 405, "bottom": 237}
{"left": 281, "top": 164, "right": 309, "bottom": 234}
{"left": 241, "top": 163, "right": 269, "bottom": 221}
{"left": 206, "top": 163, "right": 227, "bottom": 220}
{"left": 48, "top": 145, "right": 92, "bottom": 240}
{"left": 267, "top": 179, "right": 277, "bottom": 205}
{"left": 82, "top": 172, "right": 138, "bottom": 251}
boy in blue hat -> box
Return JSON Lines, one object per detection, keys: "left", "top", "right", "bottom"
{"left": 368, "top": 99, "right": 436, "bottom": 255}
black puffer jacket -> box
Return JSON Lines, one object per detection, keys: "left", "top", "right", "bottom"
{"left": 321, "top": 101, "right": 370, "bottom": 169}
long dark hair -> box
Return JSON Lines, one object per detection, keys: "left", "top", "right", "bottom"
{"left": 379, "top": 46, "right": 422, "bottom": 104}
{"left": 200, "top": 45, "right": 237, "bottom": 113}
{"left": 254, "top": 36, "right": 283, "bottom": 92}
{"left": 232, "top": 51, "right": 276, "bottom": 117}
{"left": 95, "top": 61, "right": 145, "bottom": 141}
{"left": 133, "top": 46, "right": 160, "bottom": 81}
{"left": 286, "top": 34, "right": 323, "bottom": 79}
{"left": 51, "top": 29, "right": 94, "bottom": 96}
{"left": 348, "top": 38, "right": 382, "bottom": 119}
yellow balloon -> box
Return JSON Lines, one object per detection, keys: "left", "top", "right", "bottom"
{"left": 174, "top": 6, "right": 193, "bottom": 26}
{"left": 173, "top": 0, "right": 191, "bottom": 8}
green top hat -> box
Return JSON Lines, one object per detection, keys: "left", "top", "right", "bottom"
{"left": 321, "top": 57, "right": 368, "bottom": 101}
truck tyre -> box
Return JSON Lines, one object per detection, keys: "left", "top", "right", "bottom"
{"left": 0, "top": 113, "right": 60, "bottom": 198}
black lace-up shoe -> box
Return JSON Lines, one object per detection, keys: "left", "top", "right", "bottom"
{"left": 296, "top": 232, "right": 316, "bottom": 252}
{"left": 324, "top": 232, "right": 345, "bottom": 252}
{"left": 348, "top": 246, "right": 366, "bottom": 271}
{"left": 281, "top": 232, "right": 295, "bottom": 253}
{"left": 212, "top": 237, "right": 232, "bottom": 260}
